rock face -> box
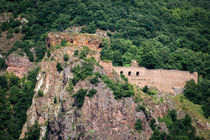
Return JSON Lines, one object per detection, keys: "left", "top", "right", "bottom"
{"left": 6, "top": 54, "right": 33, "bottom": 78}
{"left": 20, "top": 47, "right": 153, "bottom": 140}
{"left": 46, "top": 32, "right": 105, "bottom": 62}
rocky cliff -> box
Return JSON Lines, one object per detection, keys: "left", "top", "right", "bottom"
{"left": 20, "top": 46, "right": 154, "bottom": 140}
{"left": 6, "top": 54, "right": 33, "bottom": 78}
{"left": 20, "top": 33, "right": 209, "bottom": 140}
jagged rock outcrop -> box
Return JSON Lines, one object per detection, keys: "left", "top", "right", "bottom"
{"left": 6, "top": 54, "right": 33, "bottom": 78}
{"left": 20, "top": 46, "right": 153, "bottom": 140}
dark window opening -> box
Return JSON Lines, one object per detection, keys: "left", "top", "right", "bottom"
{"left": 136, "top": 72, "right": 139, "bottom": 76}
{"left": 120, "top": 71, "right": 123, "bottom": 75}
{"left": 128, "top": 71, "right": 131, "bottom": 76}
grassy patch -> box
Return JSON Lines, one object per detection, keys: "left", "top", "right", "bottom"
{"left": 173, "top": 95, "right": 209, "bottom": 123}
{"left": 173, "top": 95, "right": 210, "bottom": 139}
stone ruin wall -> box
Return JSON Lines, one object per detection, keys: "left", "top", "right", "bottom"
{"left": 46, "top": 32, "right": 104, "bottom": 61}
{"left": 99, "top": 61, "right": 198, "bottom": 94}
{"left": 46, "top": 32, "right": 198, "bottom": 94}
{"left": 113, "top": 66, "right": 198, "bottom": 94}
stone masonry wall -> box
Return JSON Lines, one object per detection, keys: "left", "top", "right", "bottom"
{"left": 112, "top": 66, "right": 197, "bottom": 94}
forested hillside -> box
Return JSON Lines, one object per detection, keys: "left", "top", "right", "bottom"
{"left": 0, "top": 0, "right": 209, "bottom": 139}
{"left": 0, "top": 0, "right": 209, "bottom": 77}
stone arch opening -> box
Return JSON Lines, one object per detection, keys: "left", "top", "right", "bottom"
{"left": 128, "top": 71, "right": 131, "bottom": 76}
{"left": 136, "top": 72, "right": 139, "bottom": 76}
{"left": 120, "top": 71, "right": 123, "bottom": 75}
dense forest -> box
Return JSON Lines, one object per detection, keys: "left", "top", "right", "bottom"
{"left": 0, "top": 68, "right": 40, "bottom": 140}
{"left": 0, "top": 0, "right": 209, "bottom": 139}
{"left": 0, "top": 0, "right": 209, "bottom": 78}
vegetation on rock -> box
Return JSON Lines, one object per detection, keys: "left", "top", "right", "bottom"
{"left": 90, "top": 76, "right": 100, "bottom": 85}
{"left": 56, "top": 62, "right": 63, "bottom": 73}
{"left": 73, "top": 89, "right": 87, "bottom": 108}
{"left": 87, "top": 88, "right": 97, "bottom": 98}
{"left": 63, "top": 54, "right": 69, "bottom": 61}
{"left": 38, "top": 90, "right": 44, "bottom": 97}
{"left": 71, "top": 62, "right": 94, "bottom": 85}
{"left": 135, "top": 119, "right": 143, "bottom": 133}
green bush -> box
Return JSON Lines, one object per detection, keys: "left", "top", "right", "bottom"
{"left": 90, "top": 76, "right": 100, "bottom": 85}
{"left": 37, "top": 90, "right": 44, "bottom": 97}
{"left": 79, "top": 46, "right": 89, "bottom": 59}
{"left": 63, "top": 54, "right": 69, "bottom": 61}
{"left": 143, "top": 86, "right": 149, "bottom": 93}
{"left": 67, "top": 80, "right": 74, "bottom": 92}
{"left": 0, "top": 58, "right": 7, "bottom": 70}
{"left": 71, "top": 62, "right": 94, "bottom": 85}
{"left": 54, "top": 96, "right": 57, "bottom": 104}
{"left": 74, "top": 50, "right": 79, "bottom": 56}
{"left": 147, "top": 90, "right": 156, "bottom": 95}
{"left": 149, "top": 118, "right": 157, "bottom": 131}
{"left": 61, "top": 39, "right": 67, "bottom": 46}
{"left": 47, "top": 50, "right": 51, "bottom": 58}
{"left": 73, "top": 89, "right": 87, "bottom": 108}
{"left": 134, "top": 119, "right": 142, "bottom": 133}
{"left": 87, "top": 88, "right": 97, "bottom": 98}
{"left": 56, "top": 62, "right": 63, "bottom": 73}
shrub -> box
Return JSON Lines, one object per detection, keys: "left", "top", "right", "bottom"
{"left": 147, "top": 90, "right": 156, "bottom": 95}
{"left": 135, "top": 119, "right": 142, "bottom": 133}
{"left": 63, "top": 54, "right": 69, "bottom": 61}
{"left": 56, "top": 62, "right": 63, "bottom": 73}
{"left": 143, "top": 86, "right": 149, "bottom": 93}
{"left": 61, "top": 39, "right": 67, "bottom": 46}
{"left": 0, "top": 58, "right": 7, "bottom": 70}
{"left": 71, "top": 62, "right": 94, "bottom": 85}
{"left": 47, "top": 50, "right": 51, "bottom": 58}
{"left": 54, "top": 96, "right": 57, "bottom": 104}
{"left": 67, "top": 80, "right": 74, "bottom": 92}
{"left": 169, "top": 110, "right": 177, "bottom": 122}
{"left": 79, "top": 46, "right": 89, "bottom": 59}
{"left": 74, "top": 50, "right": 79, "bottom": 56}
{"left": 149, "top": 118, "right": 157, "bottom": 131}
{"left": 136, "top": 105, "right": 145, "bottom": 112}
{"left": 87, "top": 88, "right": 97, "bottom": 98}
{"left": 38, "top": 90, "right": 44, "bottom": 97}
{"left": 73, "top": 89, "right": 87, "bottom": 108}
{"left": 14, "top": 28, "right": 20, "bottom": 33}
{"left": 90, "top": 76, "right": 100, "bottom": 85}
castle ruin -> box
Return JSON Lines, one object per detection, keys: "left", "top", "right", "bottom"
{"left": 101, "top": 61, "right": 197, "bottom": 94}
{"left": 47, "top": 32, "right": 198, "bottom": 94}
